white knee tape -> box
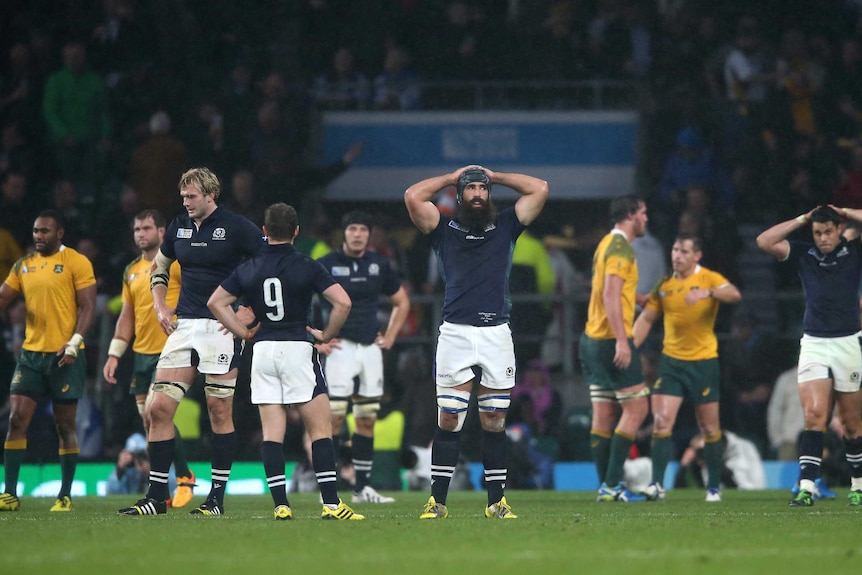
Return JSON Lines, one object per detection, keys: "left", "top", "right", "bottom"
{"left": 615, "top": 387, "right": 650, "bottom": 401}
{"left": 205, "top": 376, "right": 236, "bottom": 398}
{"left": 136, "top": 398, "right": 147, "bottom": 417}
{"left": 330, "top": 398, "right": 349, "bottom": 417}
{"left": 152, "top": 381, "right": 190, "bottom": 402}
{"left": 352, "top": 400, "right": 381, "bottom": 419}
{"left": 477, "top": 393, "right": 510, "bottom": 413}
{"left": 590, "top": 384, "right": 617, "bottom": 403}
{"left": 437, "top": 387, "right": 470, "bottom": 432}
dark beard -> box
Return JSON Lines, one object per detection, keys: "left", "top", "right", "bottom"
{"left": 455, "top": 199, "right": 497, "bottom": 231}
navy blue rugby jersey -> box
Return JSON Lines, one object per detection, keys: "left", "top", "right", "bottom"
{"left": 430, "top": 207, "right": 525, "bottom": 326}
{"left": 220, "top": 243, "right": 336, "bottom": 342}
{"left": 787, "top": 237, "right": 862, "bottom": 337}
{"left": 162, "top": 206, "right": 265, "bottom": 319}
{"left": 317, "top": 249, "right": 401, "bottom": 344}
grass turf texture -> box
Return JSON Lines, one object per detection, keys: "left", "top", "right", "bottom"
{"left": 2, "top": 489, "right": 860, "bottom": 575}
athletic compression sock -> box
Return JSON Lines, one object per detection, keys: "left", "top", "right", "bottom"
{"left": 482, "top": 429, "right": 507, "bottom": 505}
{"left": 590, "top": 430, "right": 612, "bottom": 485}
{"left": 146, "top": 438, "right": 174, "bottom": 501}
{"left": 351, "top": 433, "right": 374, "bottom": 492}
{"left": 650, "top": 433, "right": 673, "bottom": 484}
{"left": 3, "top": 440, "right": 26, "bottom": 496}
{"left": 703, "top": 431, "right": 724, "bottom": 490}
{"left": 209, "top": 431, "right": 236, "bottom": 505}
{"left": 312, "top": 437, "right": 339, "bottom": 506}
{"left": 604, "top": 429, "right": 635, "bottom": 488}
{"left": 797, "top": 429, "right": 823, "bottom": 492}
{"left": 430, "top": 428, "right": 460, "bottom": 505}
{"left": 261, "top": 440, "right": 288, "bottom": 507}
{"left": 58, "top": 447, "right": 79, "bottom": 498}
{"left": 845, "top": 435, "right": 862, "bottom": 484}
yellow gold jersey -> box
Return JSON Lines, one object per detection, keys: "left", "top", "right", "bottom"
{"left": 644, "top": 265, "right": 730, "bottom": 361}
{"left": 585, "top": 230, "right": 638, "bottom": 340}
{"left": 122, "top": 257, "right": 181, "bottom": 354}
{"left": 6, "top": 246, "right": 96, "bottom": 353}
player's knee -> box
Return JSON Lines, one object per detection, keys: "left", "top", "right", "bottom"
{"left": 477, "top": 393, "right": 510, "bottom": 413}
{"left": 352, "top": 399, "right": 380, "bottom": 420}
{"left": 437, "top": 387, "right": 470, "bottom": 432}
{"left": 330, "top": 398, "right": 349, "bottom": 418}
{"left": 152, "top": 381, "right": 189, "bottom": 402}
{"left": 589, "top": 385, "right": 617, "bottom": 403}
{"left": 204, "top": 375, "right": 236, "bottom": 399}
{"left": 652, "top": 412, "right": 674, "bottom": 434}
{"left": 479, "top": 411, "right": 507, "bottom": 432}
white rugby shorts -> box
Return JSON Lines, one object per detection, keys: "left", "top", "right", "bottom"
{"left": 797, "top": 332, "right": 862, "bottom": 392}
{"left": 435, "top": 321, "right": 516, "bottom": 389}
{"left": 250, "top": 340, "right": 324, "bottom": 405}
{"left": 324, "top": 339, "right": 384, "bottom": 398}
{"left": 156, "top": 318, "right": 236, "bottom": 374}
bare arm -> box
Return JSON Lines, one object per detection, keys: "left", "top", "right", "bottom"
{"left": 150, "top": 249, "right": 176, "bottom": 334}
{"left": 683, "top": 282, "right": 742, "bottom": 306}
{"left": 207, "top": 286, "right": 258, "bottom": 341}
{"left": 0, "top": 282, "right": 20, "bottom": 310}
{"left": 307, "top": 283, "right": 351, "bottom": 343}
{"left": 603, "top": 274, "right": 630, "bottom": 369}
{"left": 495, "top": 171, "right": 549, "bottom": 226}
{"left": 378, "top": 285, "right": 410, "bottom": 350}
{"left": 58, "top": 283, "right": 97, "bottom": 366}
{"left": 404, "top": 171, "right": 453, "bottom": 234}
{"left": 103, "top": 302, "right": 135, "bottom": 384}
{"left": 632, "top": 306, "right": 659, "bottom": 349}
{"left": 756, "top": 209, "right": 814, "bottom": 260}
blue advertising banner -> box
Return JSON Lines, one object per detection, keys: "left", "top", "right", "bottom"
{"left": 321, "top": 111, "right": 638, "bottom": 200}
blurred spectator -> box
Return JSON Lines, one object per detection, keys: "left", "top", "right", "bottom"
{"left": 656, "top": 126, "right": 734, "bottom": 223}
{"left": 0, "top": 121, "right": 37, "bottom": 181}
{"left": 510, "top": 229, "right": 556, "bottom": 367}
{"left": 184, "top": 98, "right": 226, "bottom": 173}
{"left": 832, "top": 143, "right": 862, "bottom": 209}
{"left": 49, "top": 179, "right": 84, "bottom": 246}
{"left": 676, "top": 186, "right": 741, "bottom": 284}
{"left": 773, "top": 28, "right": 824, "bottom": 140}
{"left": 720, "top": 15, "right": 776, "bottom": 162}
{"left": 767, "top": 365, "right": 804, "bottom": 461}
{"left": 675, "top": 430, "right": 766, "bottom": 490}
{"left": 0, "top": 170, "right": 33, "bottom": 248}
{"left": 720, "top": 309, "right": 782, "bottom": 455}
{"left": 41, "top": 39, "right": 111, "bottom": 192}
{"left": 129, "top": 110, "right": 190, "bottom": 219}
{"left": 223, "top": 168, "right": 266, "bottom": 225}
{"left": 819, "top": 38, "right": 862, "bottom": 145}
{"left": 0, "top": 226, "right": 23, "bottom": 284}
{"left": 509, "top": 359, "right": 562, "bottom": 440}
{"left": 373, "top": 44, "right": 421, "bottom": 111}
{"left": 0, "top": 42, "right": 43, "bottom": 131}
{"left": 311, "top": 46, "right": 370, "bottom": 110}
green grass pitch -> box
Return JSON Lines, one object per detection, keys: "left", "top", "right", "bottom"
{"left": 2, "top": 489, "right": 860, "bottom": 575}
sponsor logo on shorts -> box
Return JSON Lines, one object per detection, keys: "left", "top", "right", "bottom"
{"left": 61, "top": 384, "right": 69, "bottom": 393}
{"left": 217, "top": 353, "right": 229, "bottom": 365}
{"left": 702, "top": 387, "right": 710, "bottom": 396}
{"left": 852, "top": 372, "right": 861, "bottom": 382}
{"left": 506, "top": 366, "right": 515, "bottom": 378}
{"left": 654, "top": 378, "right": 661, "bottom": 388}
{"left": 12, "top": 371, "right": 22, "bottom": 384}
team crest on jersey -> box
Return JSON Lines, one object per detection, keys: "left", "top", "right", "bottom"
{"left": 213, "top": 227, "right": 226, "bottom": 240}
{"left": 331, "top": 266, "right": 350, "bottom": 276}
{"left": 369, "top": 263, "right": 380, "bottom": 276}
{"left": 54, "top": 264, "right": 64, "bottom": 273}
{"left": 177, "top": 228, "right": 193, "bottom": 239}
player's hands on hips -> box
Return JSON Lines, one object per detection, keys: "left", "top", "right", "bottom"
{"left": 375, "top": 333, "right": 394, "bottom": 350}
{"left": 315, "top": 338, "right": 341, "bottom": 355}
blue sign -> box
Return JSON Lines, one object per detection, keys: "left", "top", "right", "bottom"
{"left": 321, "top": 111, "right": 638, "bottom": 200}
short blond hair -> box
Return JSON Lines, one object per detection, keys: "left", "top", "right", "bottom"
{"left": 178, "top": 167, "right": 220, "bottom": 201}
